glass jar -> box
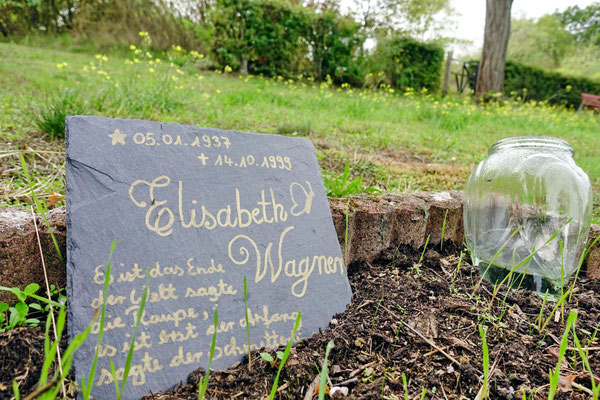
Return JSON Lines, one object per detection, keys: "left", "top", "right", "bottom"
{"left": 464, "top": 136, "right": 592, "bottom": 295}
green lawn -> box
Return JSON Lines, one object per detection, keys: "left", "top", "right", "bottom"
{"left": 1, "top": 41, "right": 599, "bottom": 218}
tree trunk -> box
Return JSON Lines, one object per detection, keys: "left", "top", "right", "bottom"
{"left": 442, "top": 50, "right": 453, "bottom": 96}
{"left": 476, "top": 0, "right": 513, "bottom": 100}
{"left": 240, "top": 57, "right": 249, "bottom": 76}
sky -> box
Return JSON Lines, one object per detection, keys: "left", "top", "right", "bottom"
{"left": 449, "top": 0, "right": 598, "bottom": 57}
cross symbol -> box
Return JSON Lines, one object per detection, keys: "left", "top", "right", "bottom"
{"left": 197, "top": 153, "right": 208, "bottom": 165}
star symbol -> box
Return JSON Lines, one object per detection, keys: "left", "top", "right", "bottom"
{"left": 108, "top": 129, "right": 127, "bottom": 146}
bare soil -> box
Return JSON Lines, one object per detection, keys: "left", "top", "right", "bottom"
{"left": 2, "top": 244, "right": 600, "bottom": 399}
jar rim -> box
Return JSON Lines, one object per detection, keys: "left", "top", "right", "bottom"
{"left": 489, "top": 136, "right": 574, "bottom": 155}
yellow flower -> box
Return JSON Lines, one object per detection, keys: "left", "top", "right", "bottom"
{"left": 139, "top": 31, "right": 149, "bottom": 37}
{"left": 130, "top": 45, "right": 136, "bottom": 50}
{"left": 148, "top": 68, "right": 155, "bottom": 73}
{"left": 224, "top": 65, "right": 232, "bottom": 73}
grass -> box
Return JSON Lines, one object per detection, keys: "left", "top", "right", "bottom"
{"left": 2, "top": 37, "right": 600, "bottom": 399}
{"left": 268, "top": 312, "right": 302, "bottom": 400}
{"left": 0, "top": 40, "right": 599, "bottom": 216}
{"left": 198, "top": 307, "right": 218, "bottom": 400}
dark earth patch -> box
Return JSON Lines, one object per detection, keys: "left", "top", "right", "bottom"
{"left": 2, "top": 245, "right": 600, "bottom": 399}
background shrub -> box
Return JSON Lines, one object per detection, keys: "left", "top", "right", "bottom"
{"left": 504, "top": 61, "right": 600, "bottom": 108}
{"left": 304, "top": 10, "right": 365, "bottom": 84}
{"left": 371, "top": 36, "right": 444, "bottom": 91}
{"left": 211, "top": 0, "right": 307, "bottom": 76}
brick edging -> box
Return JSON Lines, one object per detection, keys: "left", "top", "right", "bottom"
{"left": 1, "top": 192, "right": 599, "bottom": 304}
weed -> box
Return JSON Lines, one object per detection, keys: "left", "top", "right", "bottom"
{"left": 109, "top": 268, "right": 150, "bottom": 400}
{"left": 548, "top": 310, "right": 578, "bottom": 399}
{"left": 243, "top": 277, "right": 252, "bottom": 370}
{"left": 323, "top": 162, "right": 380, "bottom": 198}
{"left": 371, "top": 296, "right": 384, "bottom": 334}
{"left": 26, "top": 89, "right": 85, "bottom": 139}
{"left": 318, "top": 340, "right": 335, "bottom": 400}
{"left": 344, "top": 200, "right": 350, "bottom": 265}
{"left": 450, "top": 251, "right": 464, "bottom": 292}
{"left": 402, "top": 373, "right": 409, "bottom": 400}
{"left": 571, "top": 323, "right": 600, "bottom": 398}
{"left": 0, "top": 283, "right": 42, "bottom": 331}
{"left": 198, "top": 307, "right": 218, "bottom": 400}
{"left": 411, "top": 234, "right": 431, "bottom": 275}
{"left": 19, "top": 155, "right": 63, "bottom": 262}
{"left": 81, "top": 239, "right": 117, "bottom": 400}
{"left": 478, "top": 326, "right": 489, "bottom": 400}
{"left": 18, "top": 306, "right": 97, "bottom": 400}
{"left": 440, "top": 209, "right": 448, "bottom": 251}
{"left": 268, "top": 312, "right": 302, "bottom": 400}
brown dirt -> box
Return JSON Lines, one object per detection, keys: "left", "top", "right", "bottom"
{"left": 3, "top": 244, "right": 599, "bottom": 399}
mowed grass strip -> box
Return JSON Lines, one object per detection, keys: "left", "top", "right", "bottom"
{"left": 0, "top": 41, "right": 599, "bottom": 217}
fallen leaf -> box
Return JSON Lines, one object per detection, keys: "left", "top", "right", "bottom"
{"left": 558, "top": 374, "right": 577, "bottom": 392}
{"left": 547, "top": 345, "right": 569, "bottom": 368}
{"left": 313, "top": 383, "right": 329, "bottom": 396}
{"left": 47, "top": 191, "right": 62, "bottom": 208}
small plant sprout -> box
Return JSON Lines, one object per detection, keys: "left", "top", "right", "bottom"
{"left": 268, "top": 312, "right": 302, "bottom": 400}
{"left": 318, "top": 340, "right": 335, "bottom": 400}
{"left": 371, "top": 296, "right": 384, "bottom": 334}
{"left": 567, "top": 235, "right": 600, "bottom": 302}
{"left": 198, "top": 306, "right": 219, "bottom": 400}
{"left": 548, "top": 310, "right": 578, "bottom": 400}
{"left": 344, "top": 199, "right": 350, "bottom": 265}
{"left": 413, "top": 234, "right": 431, "bottom": 274}
{"left": 476, "top": 326, "right": 490, "bottom": 400}
{"left": 19, "top": 154, "right": 63, "bottom": 262}
{"left": 109, "top": 269, "right": 150, "bottom": 400}
{"left": 440, "top": 209, "right": 448, "bottom": 250}
{"left": 450, "top": 250, "right": 464, "bottom": 292}
{"left": 82, "top": 239, "right": 117, "bottom": 400}
{"left": 243, "top": 276, "right": 252, "bottom": 370}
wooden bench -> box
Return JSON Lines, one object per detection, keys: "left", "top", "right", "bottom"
{"left": 580, "top": 93, "right": 600, "bottom": 111}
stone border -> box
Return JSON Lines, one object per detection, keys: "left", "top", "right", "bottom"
{"left": 1, "top": 192, "right": 599, "bottom": 304}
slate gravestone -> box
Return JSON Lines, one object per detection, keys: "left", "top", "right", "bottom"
{"left": 66, "top": 116, "right": 352, "bottom": 399}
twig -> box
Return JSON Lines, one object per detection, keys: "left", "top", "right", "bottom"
{"left": 23, "top": 380, "right": 59, "bottom": 400}
{"left": 303, "top": 375, "right": 320, "bottom": 400}
{"left": 571, "top": 381, "right": 594, "bottom": 396}
{"left": 31, "top": 206, "right": 66, "bottom": 399}
{"left": 403, "top": 323, "right": 461, "bottom": 366}
{"left": 337, "top": 377, "right": 358, "bottom": 387}
{"left": 349, "top": 361, "right": 377, "bottom": 378}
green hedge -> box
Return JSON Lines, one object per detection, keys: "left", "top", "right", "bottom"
{"left": 371, "top": 36, "right": 444, "bottom": 91}
{"left": 211, "top": 0, "right": 364, "bottom": 81}
{"left": 504, "top": 61, "right": 600, "bottom": 108}
{"left": 211, "top": 0, "right": 308, "bottom": 77}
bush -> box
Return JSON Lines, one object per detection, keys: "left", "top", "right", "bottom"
{"left": 371, "top": 36, "right": 444, "bottom": 91}
{"left": 305, "top": 10, "right": 365, "bottom": 85}
{"left": 504, "top": 61, "right": 600, "bottom": 108}
{"left": 211, "top": 0, "right": 307, "bottom": 77}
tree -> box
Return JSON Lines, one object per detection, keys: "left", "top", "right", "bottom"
{"left": 348, "top": 0, "right": 453, "bottom": 40}
{"left": 476, "top": 0, "right": 513, "bottom": 100}
{"left": 507, "top": 15, "right": 573, "bottom": 70}
{"left": 555, "top": 3, "right": 600, "bottom": 45}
